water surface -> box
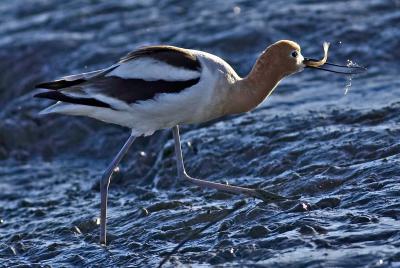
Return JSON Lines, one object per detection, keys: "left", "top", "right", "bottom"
{"left": 0, "top": 0, "right": 399, "bottom": 267}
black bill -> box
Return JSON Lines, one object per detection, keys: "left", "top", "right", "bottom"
{"left": 303, "top": 58, "right": 366, "bottom": 75}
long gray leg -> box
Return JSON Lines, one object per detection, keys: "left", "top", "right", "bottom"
{"left": 100, "top": 133, "right": 136, "bottom": 245}
{"left": 172, "top": 125, "right": 266, "bottom": 200}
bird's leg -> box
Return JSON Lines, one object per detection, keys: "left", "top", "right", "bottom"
{"left": 172, "top": 125, "right": 188, "bottom": 179}
{"left": 100, "top": 133, "right": 136, "bottom": 245}
{"left": 172, "top": 125, "right": 294, "bottom": 202}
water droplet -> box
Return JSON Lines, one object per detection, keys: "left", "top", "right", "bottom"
{"left": 344, "top": 59, "right": 357, "bottom": 95}
{"left": 73, "top": 225, "right": 82, "bottom": 234}
{"left": 141, "top": 207, "right": 149, "bottom": 216}
{"left": 344, "top": 75, "right": 352, "bottom": 95}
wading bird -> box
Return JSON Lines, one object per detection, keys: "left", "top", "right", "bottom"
{"left": 35, "top": 40, "right": 364, "bottom": 244}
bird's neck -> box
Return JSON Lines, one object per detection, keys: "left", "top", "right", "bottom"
{"left": 225, "top": 56, "right": 283, "bottom": 115}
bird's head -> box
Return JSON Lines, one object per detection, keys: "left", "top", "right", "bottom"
{"left": 260, "top": 40, "right": 366, "bottom": 78}
{"left": 230, "top": 40, "right": 366, "bottom": 115}
{"left": 262, "top": 40, "right": 305, "bottom": 77}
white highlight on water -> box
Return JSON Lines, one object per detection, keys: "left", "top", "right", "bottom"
{"left": 233, "top": 6, "right": 241, "bottom": 15}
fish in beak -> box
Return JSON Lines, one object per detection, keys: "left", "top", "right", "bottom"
{"left": 303, "top": 42, "right": 366, "bottom": 75}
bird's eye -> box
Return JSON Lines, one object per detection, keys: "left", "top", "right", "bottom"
{"left": 291, "top": 51, "right": 298, "bottom": 58}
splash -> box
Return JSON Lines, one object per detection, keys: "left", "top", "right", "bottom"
{"left": 344, "top": 59, "right": 358, "bottom": 94}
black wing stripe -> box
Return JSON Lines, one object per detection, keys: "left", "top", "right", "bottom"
{"left": 34, "top": 91, "right": 112, "bottom": 109}
{"left": 35, "top": 79, "right": 87, "bottom": 90}
{"left": 120, "top": 45, "right": 201, "bottom": 71}
{"left": 35, "top": 66, "right": 118, "bottom": 90}
{"left": 90, "top": 77, "right": 200, "bottom": 104}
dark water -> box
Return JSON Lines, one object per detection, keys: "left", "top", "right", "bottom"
{"left": 1, "top": 0, "right": 400, "bottom": 267}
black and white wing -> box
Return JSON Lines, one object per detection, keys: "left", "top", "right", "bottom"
{"left": 34, "top": 45, "right": 202, "bottom": 110}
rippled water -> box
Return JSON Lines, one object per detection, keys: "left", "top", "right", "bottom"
{"left": 1, "top": 0, "right": 400, "bottom": 267}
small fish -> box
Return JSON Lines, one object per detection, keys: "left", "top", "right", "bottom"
{"left": 304, "top": 42, "right": 330, "bottom": 67}
{"left": 303, "top": 42, "right": 366, "bottom": 75}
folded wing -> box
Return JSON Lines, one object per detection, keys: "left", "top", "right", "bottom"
{"left": 35, "top": 45, "right": 202, "bottom": 110}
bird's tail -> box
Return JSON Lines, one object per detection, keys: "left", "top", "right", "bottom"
{"left": 35, "top": 67, "right": 117, "bottom": 115}
{"left": 38, "top": 101, "right": 97, "bottom": 116}
{"left": 34, "top": 90, "right": 111, "bottom": 110}
{"left": 38, "top": 102, "right": 70, "bottom": 115}
{"left": 34, "top": 68, "right": 109, "bottom": 90}
{"left": 38, "top": 102, "right": 59, "bottom": 115}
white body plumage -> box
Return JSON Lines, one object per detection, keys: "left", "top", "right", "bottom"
{"left": 39, "top": 49, "right": 240, "bottom": 136}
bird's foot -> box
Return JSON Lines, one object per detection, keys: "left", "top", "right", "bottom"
{"left": 180, "top": 172, "right": 299, "bottom": 203}
{"left": 254, "top": 188, "right": 300, "bottom": 203}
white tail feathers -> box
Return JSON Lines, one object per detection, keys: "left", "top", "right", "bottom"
{"left": 38, "top": 102, "right": 92, "bottom": 116}
{"left": 38, "top": 102, "right": 62, "bottom": 115}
